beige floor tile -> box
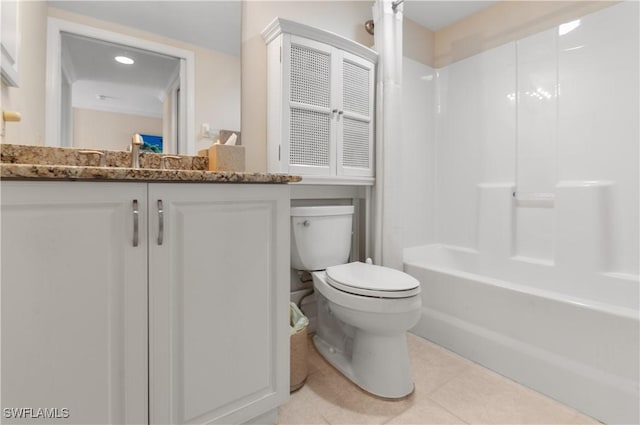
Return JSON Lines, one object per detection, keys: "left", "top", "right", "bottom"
{"left": 407, "top": 333, "right": 473, "bottom": 395}
{"left": 384, "top": 397, "right": 467, "bottom": 424}
{"left": 308, "top": 367, "right": 415, "bottom": 424}
{"left": 428, "top": 366, "right": 586, "bottom": 424}
{"left": 277, "top": 378, "right": 333, "bottom": 424}
{"left": 279, "top": 333, "right": 596, "bottom": 425}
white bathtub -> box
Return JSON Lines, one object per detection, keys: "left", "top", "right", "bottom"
{"left": 404, "top": 244, "right": 639, "bottom": 425}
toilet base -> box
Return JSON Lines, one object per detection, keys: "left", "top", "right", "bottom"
{"left": 313, "top": 332, "right": 415, "bottom": 399}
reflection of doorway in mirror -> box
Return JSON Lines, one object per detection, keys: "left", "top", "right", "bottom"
{"left": 61, "top": 33, "right": 180, "bottom": 152}
{"left": 45, "top": 17, "right": 195, "bottom": 154}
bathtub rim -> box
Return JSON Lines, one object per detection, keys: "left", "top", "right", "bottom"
{"left": 404, "top": 244, "right": 639, "bottom": 321}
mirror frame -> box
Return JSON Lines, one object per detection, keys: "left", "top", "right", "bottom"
{"left": 45, "top": 17, "right": 196, "bottom": 154}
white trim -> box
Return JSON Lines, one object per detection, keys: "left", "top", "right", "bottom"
{"left": 266, "top": 36, "right": 283, "bottom": 173}
{"left": 72, "top": 104, "right": 163, "bottom": 120}
{"left": 160, "top": 65, "right": 181, "bottom": 103}
{"left": 292, "top": 175, "right": 375, "bottom": 186}
{"left": 44, "top": 17, "right": 195, "bottom": 153}
{"left": 168, "top": 78, "right": 180, "bottom": 155}
{"left": 60, "top": 39, "right": 76, "bottom": 84}
{"left": 290, "top": 184, "right": 366, "bottom": 200}
{"left": 262, "top": 18, "right": 378, "bottom": 64}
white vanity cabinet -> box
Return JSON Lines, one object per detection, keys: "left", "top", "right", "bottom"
{"left": 1, "top": 181, "right": 289, "bottom": 425}
{"left": 148, "top": 183, "right": 289, "bottom": 424}
{"left": 263, "top": 18, "right": 377, "bottom": 185}
{"left": 1, "top": 181, "right": 149, "bottom": 424}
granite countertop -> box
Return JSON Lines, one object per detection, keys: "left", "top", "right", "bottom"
{"left": 0, "top": 144, "right": 301, "bottom": 184}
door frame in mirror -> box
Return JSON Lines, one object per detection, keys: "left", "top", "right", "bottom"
{"left": 45, "top": 17, "right": 195, "bottom": 154}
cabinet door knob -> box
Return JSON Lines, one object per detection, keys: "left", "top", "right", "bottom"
{"left": 132, "top": 200, "right": 139, "bottom": 247}
{"left": 157, "top": 200, "right": 164, "bottom": 245}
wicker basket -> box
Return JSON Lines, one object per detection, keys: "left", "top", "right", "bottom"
{"left": 290, "top": 305, "right": 309, "bottom": 392}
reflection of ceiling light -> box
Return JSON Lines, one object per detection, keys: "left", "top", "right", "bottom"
{"left": 559, "top": 20, "right": 581, "bottom": 36}
{"left": 115, "top": 56, "right": 134, "bottom": 65}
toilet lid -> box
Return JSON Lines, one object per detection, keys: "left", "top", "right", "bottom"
{"left": 326, "top": 262, "right": 421, "bottom": 298}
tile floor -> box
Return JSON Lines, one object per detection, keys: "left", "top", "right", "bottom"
{"left": 277, "top": 333, "right": 601, "bottom": 425}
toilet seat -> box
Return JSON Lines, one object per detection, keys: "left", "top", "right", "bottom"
{"left": 326, "top": 262, "right": 420, "bottom": 298}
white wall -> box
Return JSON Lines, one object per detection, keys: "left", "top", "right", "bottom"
{"left": 428, "top": 2, "right": 639, "bottom": 276}
{"left": 556, "top": 3, "right": 639, "bottom": 275}
{"left": 400, "top": 57, "right": 436, "bottom": 248}
{"left": 435, "top": 43, "right": 516, "bottom": 250}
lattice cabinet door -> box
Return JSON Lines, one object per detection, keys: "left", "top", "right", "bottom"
{"left": 283, "top": 36, "right": 337, "bottom": 176}
{"left": 263, "top": 18, "right": 377, "bottom": 183}
{"left": 337, "top": 51, "right": 375, "bottom": 177}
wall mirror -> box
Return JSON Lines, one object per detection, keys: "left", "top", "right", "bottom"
{"left": 46, "top": 1, "right": 241, "bottom": 155}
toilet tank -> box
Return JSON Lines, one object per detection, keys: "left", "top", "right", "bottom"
{"left": 291, "top": 206, "right": 354, "bottom": 271}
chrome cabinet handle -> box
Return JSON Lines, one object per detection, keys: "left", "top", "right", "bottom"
{"left": 157, "top": 200, "right": 164, "bottom": 245}
{"left": 132, "top": 200, "right": 139, "bottom": 247}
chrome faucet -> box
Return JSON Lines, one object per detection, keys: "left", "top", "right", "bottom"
{"left": 131, "top": 134, "right": 143, "bottom": 168}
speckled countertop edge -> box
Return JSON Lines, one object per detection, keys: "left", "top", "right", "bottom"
{"left": 0, "top": 163, "right": 302, "bottom": 184}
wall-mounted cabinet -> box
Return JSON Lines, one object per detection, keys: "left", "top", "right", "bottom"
{"left": 263, "top": 18, "right": 377, "bottom": 185}
{"left": 1, "top": 181, "right": 289, "bottom": 425}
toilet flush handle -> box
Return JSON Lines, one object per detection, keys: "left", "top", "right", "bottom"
{"left": 302, "top": 220, "right": 310, "bottom": 227}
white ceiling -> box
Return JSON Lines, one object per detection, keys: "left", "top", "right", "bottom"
{"left": 52, "top": 0, "right": 496, "bottom": 118}
{"left": 50, "top": 1, "right": 496, "bottom": 55}
{"left": 49, "top": 1, "right": 241, "bottom": 57}
{"left": 62, "top": 33, "right": 180, "bottom": 117}
{"left": 403, "top": 1, "right": 497, "bottom": 31}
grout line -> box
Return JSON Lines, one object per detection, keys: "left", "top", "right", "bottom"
{"left": 290, "top": 335, "right": 598, "bottom": 425}
{"left": 421, "top": 362, "right": 474, "bottom": 397}
{"left": 424, "top": 395, "right": 471, "bottom": 424}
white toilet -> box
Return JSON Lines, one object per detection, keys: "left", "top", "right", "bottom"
{"left": 291, "top": 205, "right": 422, "bottom": 399}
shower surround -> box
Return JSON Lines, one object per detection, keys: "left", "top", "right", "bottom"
{"left": 400, "top": 3, "right": 639, "bottom": 423}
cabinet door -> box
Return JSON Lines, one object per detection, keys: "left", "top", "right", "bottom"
{"left": 1, "top": 181, "right": 148, "bottom": 424}
{"left": 337, "top": 51, "right": 375, "bottom": 177}
{"left": 149, "top": 183, "right": 289, "bottom": 424}
{"left": 283, "top": 35, "right": 337, "bottom": 176}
